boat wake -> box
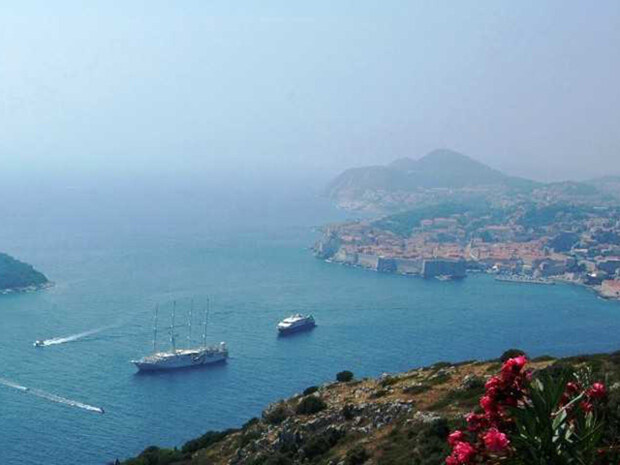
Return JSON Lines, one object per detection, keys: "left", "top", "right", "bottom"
{"left": 0, "top": 377, "right": 104, "bottom": 414}
{"left": 35, "top": 326, "right": 113, "bottom": 347}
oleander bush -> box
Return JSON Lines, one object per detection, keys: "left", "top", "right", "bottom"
{"left": 500, "top": 348, "right": 527, "bottom": 363}
{"left": 445, "top": 355, "right": 610, "bottom": 465}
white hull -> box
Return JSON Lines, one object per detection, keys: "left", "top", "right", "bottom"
{"left": 133, "top": 347, "right": 228, "bottom": 372}
{"left": 278, "top": 321, "right": 316, "bottom": 334}
{"left": 277, "top": 314, "right": 316, "bottom": 335}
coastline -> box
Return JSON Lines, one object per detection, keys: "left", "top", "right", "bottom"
{"left": 0, "top": 281, "right": 54, "bottom": 296}
{"left": 318, "top": 253, "right": 620, "bottom": 302}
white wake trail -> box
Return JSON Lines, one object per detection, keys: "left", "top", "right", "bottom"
{"left": 29, "top": 389, "right": 104, "bottom": 414}
{"left": 0, "top": 377, "right": 29, "bottom": 392}
{"left": 38, "top": 326, "right": 112, "bottom": 347}
{"left": 0, "top": 377, "right": 104, "bottom": 414}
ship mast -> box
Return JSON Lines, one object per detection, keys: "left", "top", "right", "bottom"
{"left": 188, "top": 299, "right": 193, "bottom": 349}
{"left": 170, "top": 300, "right": 177, "bottom": 353}
{"left": 202, "top": 298, "right": 209, "bottom": 348}
{"left": 152, "top": 304, "right": 159, "bottom": 353}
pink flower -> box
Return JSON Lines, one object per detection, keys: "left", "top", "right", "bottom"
{"left": 448, "top": 430, "right": 465, "bottom": 446}
{"left": 588, "top": 382, "right": 606, "bottom": 400}
{"left": 580, "top": 401, "right": 594, "bottom": 413}
{"left": 453, "top": 441, "right": 477, "bottom": 463}
{"left": 501, "top": 356, "right": 527, "bottom": 378}
{"left": 445, "top": 456, "right": 459, "bottom": 465}
{"left": 480, "top": 395, "right": 496, "bottom": 413}
{"left": 485, "top": 376, "right": 502, "bottom": 391}
{"left": 483, "top": 428, "right": 510, "bottom": 452}
{"left": 565, "top": 381, "right": 580, "bottom": 395}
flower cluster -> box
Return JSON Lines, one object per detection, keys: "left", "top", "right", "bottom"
{"left": 446, "top": 356, "right": 528, "bottom": 464}
{"left": 560, "top": 379, "right": 607, "bottom": 415}
{"left": 445, "top": 356, "right": 608, "bottom": 465}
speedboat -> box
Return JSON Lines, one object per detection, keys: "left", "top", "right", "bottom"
{"left": 33, "top": 340, "right": 45, "bottom": 347}
{"left": 277, "top": 314, "right": 316, "bottom": 335}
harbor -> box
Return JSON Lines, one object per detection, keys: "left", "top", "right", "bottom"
{"left": 494, "top": 274, "right": 556, "bottom": 285}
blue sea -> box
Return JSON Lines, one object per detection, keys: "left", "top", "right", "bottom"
{"left": 0, "top": 179, "right": 619, "bottom": 465}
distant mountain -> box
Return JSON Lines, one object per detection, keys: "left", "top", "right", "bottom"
{"left": 0, "top": 252, "right": 49, "bottom": 292}
{"left": 326, "top": 149, "right": 538, "bottom": 209}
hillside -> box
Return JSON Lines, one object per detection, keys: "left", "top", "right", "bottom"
{"left": 0, "top": 252, "right": 50, "bottom": 292}
{"left": 326, "top": 149, "right": 538, "bottom": 212}
{"left": 119, "top": 350, "right": 620, "bottom": 465}
{"left": 587, "top": 175, "right": 620, "bottom": 199}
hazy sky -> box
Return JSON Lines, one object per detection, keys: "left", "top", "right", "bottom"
{"left": 1, "top": 1, "right": 619, "bottom": 183}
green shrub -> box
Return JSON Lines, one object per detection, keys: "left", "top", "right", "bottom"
{"left": 303, "top": 386, "right": 319, "bottom": 396}
{"left": 122, "top": 446, "right": 184, "bottom": 465}
{"left": 402, "top": 383, "right": 430, "bottom": 395}
{"left": 380, "top": 376, "right": 398, "bottom": 387}
{"left": 500, "top": 348, "right": 526, "bottom": 362}
{"left": 296, "top": 396, "right": 327, "bottom": 415}
{"left": 336, "top": 370, "right": 354, "bottom": 382}
{"left": 248, "top": 453, "right": 293, "bottom": 465}
{"left": 427, "top": 372, "right": 451, "bottom": 386}
{"left": 238, "top": 429, "right": 261, "bottom": 448}
{"left": 242, "top": 417, "right": 260, "bottom": 429}
{"left": 428, "top": 385, "right": 485, "bottom": 411}
{"left": 376, "top": 420, "right": 450, "bottom": 465}
{"left": 182, "top": 429, "right": 234, "bottom": 454}
{"left": 264, "top": 453, "right": 293, "bottom": 465}
{"left": 303, "top": 436, "right": 331, "bottom": 459}
{"left": 263, "top": 403, "right": 291, "bottom": 425}
{"left": 370, "top": 389, "right": 388, "bottom": 399}
{"left": 302, "top": 428, "right": 344, "bottom": 459}
{"left": 346, "top": 445, "right": 370, "bottom": 465}
{"left": 342, "top": 403, "right": 355, "bottom": 421}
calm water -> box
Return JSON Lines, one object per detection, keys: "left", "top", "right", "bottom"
{"left": 0, "top": 181, "right": 619, "bottom": 465}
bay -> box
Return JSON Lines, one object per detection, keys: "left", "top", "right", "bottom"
{"left": 0, "top": 181, "right": 618, "bottom": 465}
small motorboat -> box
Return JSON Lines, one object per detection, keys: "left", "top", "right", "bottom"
{"left": 33, "top": 340, "right": 46, "bottom": 347}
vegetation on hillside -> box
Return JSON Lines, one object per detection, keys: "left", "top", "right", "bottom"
{"left": 372, "top": 201, "right": 489, "bottom": 237}
{"left": 0, "top": 252, "right": 49, "bottom": 291}
{"left": 117, "top": 349, "right": 620, "bottom": 465}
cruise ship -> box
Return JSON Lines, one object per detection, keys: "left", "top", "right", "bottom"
{"left": 132, "top": 301, "right": 228, "bottom": 372}
{"left": 277, "top": 314, "right": 316, "bottom": 335}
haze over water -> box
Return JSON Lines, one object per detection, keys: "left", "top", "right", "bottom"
{"left": 0, "top": 180, "right": 619, "bottom": 464}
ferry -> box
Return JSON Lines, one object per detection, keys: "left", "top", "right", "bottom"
{"left": 277, "top": 314, "right": 316, "bottom": 335}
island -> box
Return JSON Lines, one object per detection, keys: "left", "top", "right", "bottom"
{"left": 118, "top": 349, "right": 620, "bottom": 464}
{"left": 315, "top": 149, "right": 620, "bottom": 298}
{"left": 0, "top": 252, "right": 51, "bottom": 294}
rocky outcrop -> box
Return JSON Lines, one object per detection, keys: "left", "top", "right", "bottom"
{"left": 313, "top": 230, "right": 341, "bottom": 260}
{"left": 123, "top": 352, "right": 620, "bottom": 465}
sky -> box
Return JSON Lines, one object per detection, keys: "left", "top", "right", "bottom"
{"left": 1, "top": 0, "right": 619, "bottom": 185}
